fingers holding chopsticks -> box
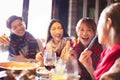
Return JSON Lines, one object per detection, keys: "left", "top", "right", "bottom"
{"left": 79, "top": 48, "right": 93, "bottom": 68}
{"left": 0, "top": 34, "right": 10, "bottom": 46}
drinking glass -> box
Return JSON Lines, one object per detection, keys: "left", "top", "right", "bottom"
{"left": 43, "top": 50, "right": 57, "bottom": 71}
{"left": 51, "top": 58, "right": 67, "bottom": 80}
{"left": 66, "top": 59, "right": 81, "bottom": 80}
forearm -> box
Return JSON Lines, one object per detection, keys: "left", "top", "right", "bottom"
{"left": 35, "top": 52, "right": 44, "bottom": 66}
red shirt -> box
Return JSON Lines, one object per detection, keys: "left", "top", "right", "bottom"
{"left": 94, "top": 44, "right": 120, "bottom": 80}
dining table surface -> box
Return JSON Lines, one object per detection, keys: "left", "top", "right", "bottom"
{"left": 0, "top": 51, "right": 81, "bottom": 80}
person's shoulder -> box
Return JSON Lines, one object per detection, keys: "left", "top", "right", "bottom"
{"left": 36, "top": 38, "right": 44, "bottom": 51}
{"left": 116, "top": 57, "right": 120, "bottom": 64}
{"left": 106, "top": 56, "right": 120, "bottom": 73}
{"left": 25, "top": 31, "right": 33, "bottom": 35}
{"left": 36, "top": 38, "right": 43, "bottom": 45}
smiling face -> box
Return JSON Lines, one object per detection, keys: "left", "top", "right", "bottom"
{"left": 77, "top": 22, "right": 95, "bottom": 47}
{"left": 50, "top": 22, "right": 64, "bottom": 43}
{"left": 10, "top": 19, "right": 26, "bottom": 37}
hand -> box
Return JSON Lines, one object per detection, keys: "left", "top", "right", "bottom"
{"left": 79, "top": 48, "right": 93, "bottom": 68}
{"left": 61, "top": 41, "right": 77, "bottom": 61}
{"left": 35, "top": 52, "right": 44, "bottom": 66}
{"left": 79, "top": 48, "right": 95, "bottom": 79}
{"left": 60, "top": 41, "right": 70, "bottom": 61}
{"left": 71, "top": 36, "right": 77, "bottom": 47}
{"left": 0, "top": 34, "right": 10, "bottom": 46}
{"left": 15, "top": 51, "right": 26, "bottom": 59}
{"left": 11, "top": 51, "right": 27, "bottom": 62}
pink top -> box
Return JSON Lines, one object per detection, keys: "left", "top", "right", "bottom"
{"left": 94, "top": 44, "right": 120, "bottom": 80}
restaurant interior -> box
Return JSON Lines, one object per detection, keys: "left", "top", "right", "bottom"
{"left": 0, "top": 0, "right": 120, "bottom": 80}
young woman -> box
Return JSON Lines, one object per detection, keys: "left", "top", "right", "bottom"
{"left": 36, "top": 19, "right": 71, "bottom": 63}
{"left": 74, "top": 18, "right": 103, "bottom": 69}
{"left": 79, "top": 3, "right": 120, "bottom": 80}
{"left": 45, "top": 19, "right": 69, "bottom": 57}
{"left": 72, "top": 18, "right": 103, "bottom": 80}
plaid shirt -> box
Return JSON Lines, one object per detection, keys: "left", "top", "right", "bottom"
{"left": 73, "top": 37, "right": 103, "bottom": 80}
{"left": 9, "top": 31, "right": 39, "bottom": 59}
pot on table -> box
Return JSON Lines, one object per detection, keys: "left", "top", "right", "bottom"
{"left": 0, "top": 61, "right": 38, "bottom": 80}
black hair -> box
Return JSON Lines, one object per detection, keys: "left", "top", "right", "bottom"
{"left": 6, "top": 15, "right": 22, "bottom": 29}
{"left": 46, "top": 19, "right": 69, "bottom": 43}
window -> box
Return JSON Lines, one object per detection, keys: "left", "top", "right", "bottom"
{"left": 0, "top": 0, "right": 52, "bottom": 61}
{"left": 27, "top": 0, "right": 52, "bottom": 40}
{"left": 0, "top": 0, "right": 23, "bottom": 36}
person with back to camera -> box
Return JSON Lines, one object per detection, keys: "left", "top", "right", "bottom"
{"left": 0, "top": 15, "right": 44, "bottom": 64}
{"left": 78, "top": 3, "right": 120, "bottom": 80}
{"left": 70, "top": 17, "right": 103, "bottom": 80}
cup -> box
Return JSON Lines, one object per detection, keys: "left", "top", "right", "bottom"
{"left": 66, "top": 59, "right": 80, "bottom": 80}
{"left": 36, "top": 67, "right": 50, "bottom": 80}
{"left": 43, "top": 50, "right": 57, "bottom": 71}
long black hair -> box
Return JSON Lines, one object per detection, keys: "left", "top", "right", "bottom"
{"left": 46, "top": 19, "right": 69, "bottom": 43}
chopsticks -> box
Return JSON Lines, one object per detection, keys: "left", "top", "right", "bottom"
{"left": 87, "top": 35, "right": 97, "bottom": 50}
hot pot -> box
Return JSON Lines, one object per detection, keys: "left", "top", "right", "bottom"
{"left": 0, "top": 61, "right": 39, "bottom": 80}
{"left": 0, "top": 61, "right": 38, "bottom": 70}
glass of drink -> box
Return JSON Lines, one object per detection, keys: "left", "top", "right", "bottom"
{"left": 51, "top": 58, "right": 67, "bottom": 80}
{"left": 66, "top": 59, "right": 81, "bottom": 80}
{"left": 43, "top": 50, "right": 57, "bottom": 71}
